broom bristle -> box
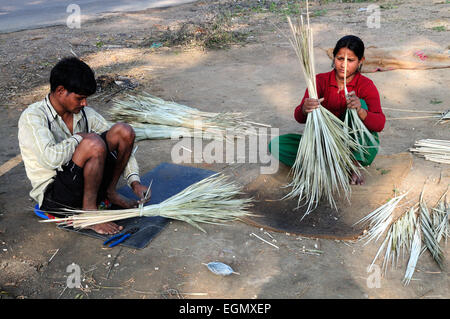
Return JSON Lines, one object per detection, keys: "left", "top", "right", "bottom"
{"left": 40, "top": 174, "right": 254, "bottom": 233}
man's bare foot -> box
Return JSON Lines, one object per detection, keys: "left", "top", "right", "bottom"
{"left": 88, "top": 222, "right": 123, "bottom": 235}
{"left": 106, "top": 190, "right": 137, "bottom": 208}
{"left": 350, "top": 171, "right": 365, "bottom": 185}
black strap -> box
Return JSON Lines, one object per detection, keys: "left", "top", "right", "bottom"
{"left": 81, "top": 108, "right": 88, "bottom": 133}
{"left": 44, "top": 96, "right": 53, "bottom": 130}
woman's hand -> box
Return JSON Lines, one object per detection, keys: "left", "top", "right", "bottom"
{"left": 346, "top": 91, "right": 361, "bottom": 111}
{"left": 302, "top": 97, "right": 324, "bottom": 115}
{"left": 346, "top": 91, "right": 368, "bottom": 121}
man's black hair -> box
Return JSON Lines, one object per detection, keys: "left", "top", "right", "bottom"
{"left": 50, "top": 57, "right": 97, "bottom": 96}
{"left": 332, "top": 35, "right": 365, "bottom": 60}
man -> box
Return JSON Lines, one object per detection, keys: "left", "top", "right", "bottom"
{"left": 18, "top": 57, "right": 149, "bottom": 235}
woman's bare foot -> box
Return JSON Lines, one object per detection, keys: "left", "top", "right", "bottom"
{"left": 88, "top": 222, "right": 123, "bottom": 235}
{"left": 350, "top": 171, "right": 365, "bottom": 185}
{"left": 106, "top": 190, "right": 138, "bottom": 208}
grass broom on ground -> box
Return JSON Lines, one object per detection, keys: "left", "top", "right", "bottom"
{"left": 109, "top": 92, "right": 270, "bottom": 140}
{"left": 107, "top": 121, "right": 230, "bottom": 142}
{"left": 40, "top": 173, "right": 253, "bottom": 233}
{"left": 131, "top": 123, "right": 197, "bottom": 141}
{"left": 284, "top": 3, "right": 360, "bottom": 216}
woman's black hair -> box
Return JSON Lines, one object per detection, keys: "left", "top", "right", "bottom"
{"left": 50, "top": 57, "right": 97, "bottom": 96}
{"left": 331, "top": 35, "right": 365, "bottom": 71}
{"left": 332, "top": 35, "right": 365, "bottom": 60}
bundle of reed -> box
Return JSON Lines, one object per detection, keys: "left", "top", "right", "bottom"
{"left": 106, "top": 121, "right": 205, "bottom": 142}
{"left": 40, "top": 174, "right": 253, "bottom": 233}
{"left": 131, "top": 123, "right": 196, "bottom": 142}
{"left": 284, "top": 3, "right": 360, "bottom": 216}
{"left": 131, "top": 123, "right": 248, "bottom": 142}
{"left": 410, "top": 139, "right": 450, "bottom": 164}
{"left": 343, "top": 53, "right": 379, "bottom": 162}
{"left": 109, "top": 92, "right": 270, "bottom": 141}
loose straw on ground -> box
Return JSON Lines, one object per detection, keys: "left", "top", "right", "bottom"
{"left": 382, "top": 107, "right": 449, "bottom": 124}
{"left": 356, "top": 187, "right": 449, "bottom": 285}
{"left": 284, "top": 2, "right": 360, "bottom": 217}
{"left": 250, "top": 232, "right": 279, "bottom": 249}
{"left": 40, "top": 173, "right": 253, "bottom": 233}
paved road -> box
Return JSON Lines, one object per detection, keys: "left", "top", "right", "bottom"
{"left": 0, "top": 0, "right": 197, "bottom": 34}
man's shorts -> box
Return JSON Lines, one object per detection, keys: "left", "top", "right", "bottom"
{"left": 40, "top": 131, "right": 117, "bottom": 212}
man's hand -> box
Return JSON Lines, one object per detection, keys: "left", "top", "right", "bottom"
{"left": 302, "top": 97, "right": 325, "bottom": 115}
{"left": 131, "top": 181, "right": 151, "bottom": 205}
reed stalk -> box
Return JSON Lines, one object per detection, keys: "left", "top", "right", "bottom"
{"left": 343, "top": 53, "right": 379, "bottom": 163}
{"left": 410, "top": 139, "right": 450, "bottom": 164}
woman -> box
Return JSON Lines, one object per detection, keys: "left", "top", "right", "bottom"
{"left": 269, "top": 35, "right": 385, "bottom": 185}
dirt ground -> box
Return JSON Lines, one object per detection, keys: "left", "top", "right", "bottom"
{"left": 0, "top": 0, "right": 449, "bottom": 300}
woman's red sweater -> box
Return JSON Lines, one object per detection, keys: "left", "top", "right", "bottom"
{"left": 294, "top": 69, "right": 386, "bottom": 132}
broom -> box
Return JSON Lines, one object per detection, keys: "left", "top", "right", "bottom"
{"left": 109, "top": 92, "right": 270, "bottom": 141}
{"left": 284, "top": 2, "right": 360, "bottom": 216}
{"left": 131, "top": 123, "right": 197, "bottom": 142}
{"left": 40, "top": 173, "right": 253, "bottom": 233}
